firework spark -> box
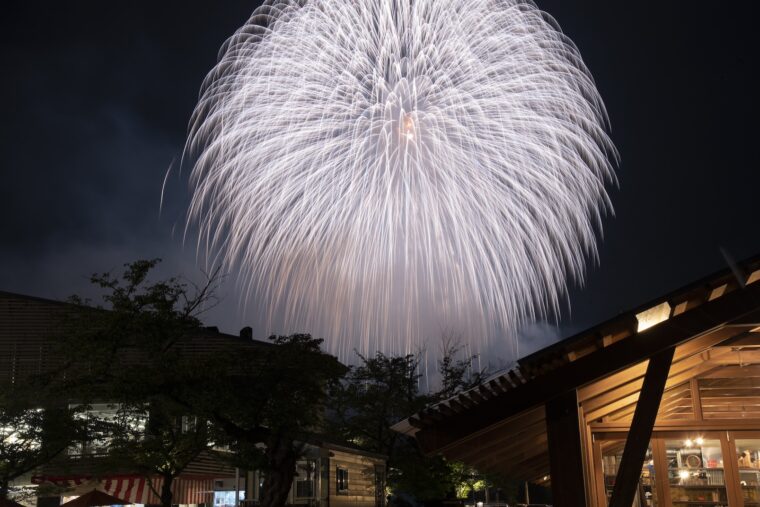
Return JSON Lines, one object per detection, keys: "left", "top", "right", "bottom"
{"left": 185, "top": 0, "right": 617, "bottom": 360}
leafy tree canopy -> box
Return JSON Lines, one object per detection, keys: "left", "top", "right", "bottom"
{"left": 327, "top": 340, "right": 490, "bottom": 505}
{"left": 55, "top": 260, "right": 346, "bottom": 507}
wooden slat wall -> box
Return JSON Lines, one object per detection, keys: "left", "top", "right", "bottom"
{"left": 328, "top": 449, "right": 383, "bottom": 507}
{"left": 699, "top": 372, "right": 760, "bottom": 419}
{"left": 0, "top": 292, "right": 65, "bottom": 385}
{"left": 183, "top": 450, "right": 237, "bottom": 477}
{"left": 0, "top": 291, "right": 271, "bottom": 387}
{"left": 605, "top": 382, "right": 694, "bottom": 422}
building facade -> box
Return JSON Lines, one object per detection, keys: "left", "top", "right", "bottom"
{"left": 241, "top": 442, "right": 385, "bottom": 507}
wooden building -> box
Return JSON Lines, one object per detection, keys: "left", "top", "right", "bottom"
{"left": 393, "top": 256, "right": 760, "bottom": 507}
{"left": 244, "top": 441, "right": 385, "bottom": 507}
{"left": 319, "top": 442, "right": 386, "bottom": 507}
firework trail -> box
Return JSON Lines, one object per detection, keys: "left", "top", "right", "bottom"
{"left": 185, "top": 0, "right": 617, "bottom": 360}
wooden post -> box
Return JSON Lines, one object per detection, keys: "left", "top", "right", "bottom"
{"left": 608, "top": 347, "right": 674, "bottom": 507}
{"left": 546, "top": 389, "right": 587, "bottom": 507}
{"left": 235, "top": 467, "right": 240, "bottom": 507}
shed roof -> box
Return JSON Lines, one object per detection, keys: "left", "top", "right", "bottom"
{"left": 391, "top": 254, "right": 760, "bottom": 481}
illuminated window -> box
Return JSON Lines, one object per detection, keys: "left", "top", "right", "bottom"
{"left": 734, "top": 438, "right": 760, "bottom": 505}
{"left": 181, "top": 415, "right": 197, "bottom": 433}
{"left": 336, "top": 467, "right": 349, "bottom": 494}
{"left": 664, "top": 438, "right": 727, "bottom": 506}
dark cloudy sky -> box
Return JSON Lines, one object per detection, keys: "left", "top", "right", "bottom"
{"left": 2, "top": 1, "right": 759, "bottom": 360}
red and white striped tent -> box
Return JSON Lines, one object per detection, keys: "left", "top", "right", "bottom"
{"left": 33, "top": 475, "right": 215, "bottom": 505}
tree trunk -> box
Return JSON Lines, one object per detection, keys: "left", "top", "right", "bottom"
{"left": 260, "top": 436, "right": 297, "bottom": 507}
{"left": 0, "top": 478, "right": 9, "bottom": 500}
{"left": 160, "top": 473, "right": 174, "bottom": 507}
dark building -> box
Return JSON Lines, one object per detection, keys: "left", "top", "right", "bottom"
{"left": 0, "top": 291, "right": 385, "bottom": 507}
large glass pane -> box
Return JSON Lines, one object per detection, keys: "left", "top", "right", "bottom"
{"left": 735, "top": 438, "right": 760, "bottom": 507}
{"left": 665, "top": 438, "right": 728, "bottom": 506}
{"left": 601, "top": 440, "right": 657, "bottom": 506}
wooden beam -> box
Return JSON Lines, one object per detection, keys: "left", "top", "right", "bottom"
{"left": 435, "top": 406, "right": 545, "bottom": 455}
{"left": 444, "top": 408, "right": 545, "bottom": 457}
{"left": 581, "top": 344, "right": 737, "bottom": 418}
{"left": 590, "top": 417, "right": 760, "bottom": 433}
{"left": 651, "top": 439, "right": 670, "bottom": 506}
{"left": 699, "top": 364, "right": 760, "bottom": 377}
{"left": 584, "top": 371, "right": 700, "bottom": 422}
{"left": 448, "top": 398, "right": 466, "bottom": 413}
{"left": 608, "top": 347, "right": 674, "bottom": 507}
{"left": 578, "top": 328, "right": 738, "bottom": 402}
{"left": 546, "top": 390, "right": 587, "bottom": 507}
{"left": 472, "top": 434, "right": 549, "bottom": 475}
{"left": 451, "top": 418, "right": 546, "bottom": 464}
{"left": 488, "top": 378, "right": 507, "bottom": 394}
{"left": 436, "top": 403, "right": 455, "bottom": 417}
{"left": 466, "top": 428, "right": 548, "bottom": 469}
{"left": 690, "top": 377, "right": 703, "bottom": 420}
{"left": 485, "top": 451, "right": 551, "bottom": 482}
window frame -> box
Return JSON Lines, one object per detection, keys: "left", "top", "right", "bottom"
{"left": 591, "top": 430, "right": 760, "bottom": 507}
{"left": 336, "top": 466, "right": 349, "bottom": 495}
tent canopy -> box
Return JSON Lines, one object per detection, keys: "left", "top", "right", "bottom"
{"left": 0, "top": 497, "right": 26, "bottom": 507}
{"left": 59, "top": 490, "right": 129, "bottom": 507}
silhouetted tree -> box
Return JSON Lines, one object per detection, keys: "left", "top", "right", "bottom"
{"left": 328, "top": 343, "right": 487, "bottom": 505}
{"left": 197, "top": 334, "right": 346, "bottom": 507}
{"left": 0, "top": 384, "right": 83, "bottom": 500}
{"left": 436, "top": 337, "right": 487, "bottom": 400}
{"left": 53, "top": 260, "right": 222, "bottom": 507}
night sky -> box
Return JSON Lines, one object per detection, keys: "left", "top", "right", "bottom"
{"left": 2, "top": 1, "right": 759, "bottom": 361}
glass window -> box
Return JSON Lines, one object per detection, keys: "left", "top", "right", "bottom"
{"left": 600, "top": 440, "right": 657, "bottom": 506}
{"left": 735, "top": 438, "right": 760, "bottom": 506}
{"left": 336, "top": 467, "right": 349, "bottom": 494}
{"left": 214, "top": 490, "right": 243, "bottom": 507}
{"left": 295, "top": 479, "right": 314, "bottom": 498}
{"left": 1, "top": 408, "right": 43, "bottom": 451}
{"left": 295, "top": 460, "right": 316, "bottom": 498}
{"left": 181, "top": 415, "right": 197, "bottom": 433}
{"left": 68, "top": 403, "right": 127, "bottom": 456}
{"left": 664, "top": 438, "right": 728, "bottom": 506}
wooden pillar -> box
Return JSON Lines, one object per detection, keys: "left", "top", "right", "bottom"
{"left": 608, "top": 347, "right": 674, "bottom": 507}
{"left": 546, "top": 389, "right": 587, "bottom": 507}
{"left": 245, "top": 470, "right": 256, "bottom": 503}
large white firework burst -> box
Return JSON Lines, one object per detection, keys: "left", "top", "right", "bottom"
{"left": 186, "top": 0, "right": 616, "bottom": 360}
